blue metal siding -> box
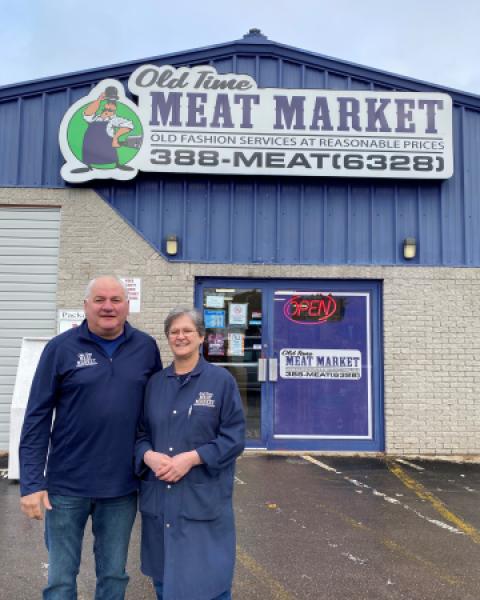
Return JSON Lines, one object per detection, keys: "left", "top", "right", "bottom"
{"left": 235, "top": 56, "right": 256, "bottom": 80}
{"left": 396, "top": 184, "right": 419, "bottom": 263}
{"left": 44, "top": 91, "right": 71, "bottom": 187}
{"left": 304, "top": 66, "right": 325, "bottom": 89}
{"left": 326, "top": 72, "right": 350, "bottom": 90}
{"left": 259, "top": 57, "right": 280, "bottom": 87}
{"left": 303, "top": 184, "right": 326, "bottom": 263}
{"left": 350, "top": 78, "right": 372, "bottom": 91}
{"left": 463, "top": 107, "right": 480, "bottom": 265}
{"left": 442, "top": 108, "right": 465, "bottom": 265}
{"left": 325, "top": 183, "right": 348, "bottom": 263}
{"left": 372, "top": 185, "right": 396, "bottom": 263}
{"left": 349, "top": 183, "right": 372, "bottom": 264}
{"left": 278, "top": 184, "right": 301, "bottom": 263}
{"left": 209, "top": 182, "right": 232, "bottom": 262}
{"left": 136, "top": 179, "right": 158, "bottom": 243}
{"left": 19, "top": 94, "right": 44, "bottom": 186}
{"left": 0, "top": 100, "right": 19, "bottom": 185}
{"left": 211, "top": 57, "right": 235, "bottom": 74}
{"left": 1, "top": 37, "right": 480, "bottom": 267}
{"left": 186, "top": 181, "right": 209, "bottom": 261}
{"left": 163, "top": 181, "right": 185, "bottom": 251}
{"left": 232, "top": 181, "right": 255, "bottom": 263}
{"left": 101, "top": 174, "right": 472, "bottom": 266}
{"left": 254, "top": 182, "right": 276, "bottom": 262}
{"left": 418, "top": 184, "right": 442, "bottom": 264}
{"left": 281, "top": 61, "right": 303, "bottom": 88}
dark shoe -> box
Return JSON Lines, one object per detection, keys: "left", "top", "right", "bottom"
{"left": 116, "top": 164, "right": 134, "bottom": 171}
{"left": 71, "top": 166, "right": 92, "bottom": 174}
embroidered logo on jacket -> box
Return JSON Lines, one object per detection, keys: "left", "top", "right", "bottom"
{"left": 193, "top": 392, "right": 215, "bottom": 407}
{"left": 76, "top": 352, "right": 98, "bottom": 368}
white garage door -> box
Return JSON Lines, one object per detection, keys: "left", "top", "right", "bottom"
{"left": 0, "top": 207, "right": 60, "bottom": 450}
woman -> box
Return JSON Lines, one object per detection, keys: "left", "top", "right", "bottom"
{"left": 135, "top": 307, "right": 246, "bottom": 600}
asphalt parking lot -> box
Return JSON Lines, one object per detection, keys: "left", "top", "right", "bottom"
{"left": 1, "top": 454, "right": 479, "bottom": 600}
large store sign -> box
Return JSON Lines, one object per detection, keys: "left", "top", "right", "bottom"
{"left": 59, "top": 65, "right": 453, "bottom": 183}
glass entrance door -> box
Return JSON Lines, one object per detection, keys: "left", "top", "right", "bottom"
{"left": 197, "top": 278, "right": 383, "bottom": 451}
{"left": 272, "top": 290, "right": 372, "bottom": 440}
{"left": 200, "top": 286, "right": 263, "bottom": 443}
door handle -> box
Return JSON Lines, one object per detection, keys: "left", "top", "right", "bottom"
{"left": 268, "top": 358, "right": 278, "bottom": 382}
{"left": 258, "top": 358, "right": 267, "bottom": 382}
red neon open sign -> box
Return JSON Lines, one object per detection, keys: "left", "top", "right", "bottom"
{"left": 283, "top": 294, "right": 338, "bottom": 324}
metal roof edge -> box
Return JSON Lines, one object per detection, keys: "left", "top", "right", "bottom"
{"left": 1, "top": 31, "right": 480, "bottom": 110}
{"left": 0, "top": 35, "right": 262, "bottom": 98}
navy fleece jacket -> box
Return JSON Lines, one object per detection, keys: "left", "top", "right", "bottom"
{"left": 19, "top": 320, "right": 162, "bottom": 497}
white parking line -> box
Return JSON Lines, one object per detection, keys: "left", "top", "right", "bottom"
{"left": 395, "top": 458, "right": 424, "bottom": 471}
{"left": 301, "top": 455, "right": 464, "bottom": 536}
{"left": 302, "top": 455, "right": 341, "bottom": 473}
{"left": 341, "top": 551, "right": 368, "bottom": 565}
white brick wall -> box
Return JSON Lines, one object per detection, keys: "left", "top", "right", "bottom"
{"left": 2, "top": 186, "right": 479, "bottom": 455}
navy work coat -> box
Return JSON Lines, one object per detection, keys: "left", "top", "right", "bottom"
{"left": 135, "top": 357, "right": 245, "bottom": 600}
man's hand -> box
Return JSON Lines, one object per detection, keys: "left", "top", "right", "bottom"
{"left": 20, "top": 491, "right": 52, "bottom": 520}
{"left": 158, "top": 451, "right": 202, "bottom": 483}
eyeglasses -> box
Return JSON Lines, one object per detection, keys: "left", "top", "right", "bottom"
{"left": 103, "top": 108, "right": 115, "bottom": 113}
{"left": 168, "top": 328, "right": 197, "bottom": 338}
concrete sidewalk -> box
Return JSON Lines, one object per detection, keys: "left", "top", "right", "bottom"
{"left": 2, "top": 454, "right": 480, "bottom": 599}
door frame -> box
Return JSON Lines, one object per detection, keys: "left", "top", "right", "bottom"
{"left": 195, "top": 277, "right": 384, "bottom": 452}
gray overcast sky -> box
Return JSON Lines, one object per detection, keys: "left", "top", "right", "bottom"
{"left": 2, "top": 0, "right": 479, "bottom": 95}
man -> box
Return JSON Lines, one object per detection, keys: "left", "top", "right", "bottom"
{"left": 19, "top": 275, "right": 162, "bottom": 599}
{"left": 71, "top": 87, "right": 135, "bottom": 174}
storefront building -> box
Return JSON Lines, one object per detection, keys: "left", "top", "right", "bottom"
{"left": 1, "top": 30, "right": 479, "bottom": 454}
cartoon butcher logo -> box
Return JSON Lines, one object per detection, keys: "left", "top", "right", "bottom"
{"left": 59, "top": 79, "right": 143, "bottom": 183}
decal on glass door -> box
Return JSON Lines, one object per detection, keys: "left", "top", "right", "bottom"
{"left": 273, "top": 291, "right": 372, "bottom": 439}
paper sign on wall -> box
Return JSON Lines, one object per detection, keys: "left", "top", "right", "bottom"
{"left": 121, "top": 277, "right": 141, "bottom": 313}
{"left": 58, "top": 309, "right": 85, "bottom": 333}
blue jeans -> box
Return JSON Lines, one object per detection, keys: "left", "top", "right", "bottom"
{"left": 44, "top": 492, "right": 137, "bottom": 600}
{"left": 153, "top": 580, "right": 231, "bottom": 600}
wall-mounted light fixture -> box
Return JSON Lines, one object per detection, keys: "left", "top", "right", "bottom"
{"left": 165, "top": 234, "right": 178, "bottom": 256}
{"left": 403, "top": 237, "right": 417, "bottom": 260}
